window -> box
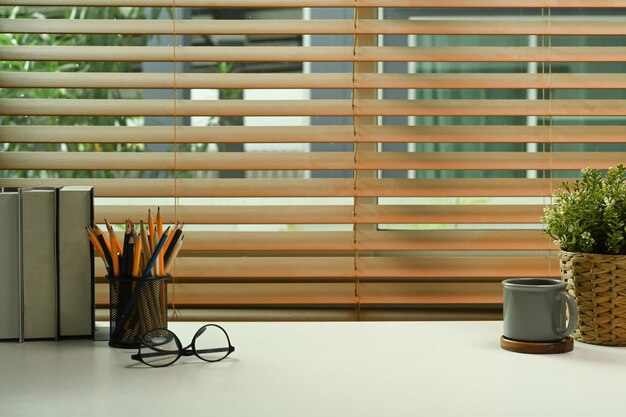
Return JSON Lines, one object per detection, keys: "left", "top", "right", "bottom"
{"left": 1, "top": 1, "right": 625, "bottom": 321}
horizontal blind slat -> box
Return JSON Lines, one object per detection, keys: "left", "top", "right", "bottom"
{"left": 358, "top": 230, "right": 555, "bottom": 251}
{"left": 0, "top": 46, "right": 355, "bottom": 62}
{"left": 359, "top": 0, "right": 626, "bottom": 7}
{"left": 358, "top": 46, "right": 626, "bottom": 63}
{"left": 0, "top": 178, "right": 357, "bottom": 197}
{"left": 359, "top": 283, "right": 503, "bottom": 305}
{"left": 96, "top": 205, "right": 355, "bottom": 225}
{"left": 5, "top": 72, "right": 626, "bottom": 89}
{"left": 359, "top": 256, "right": 558, "bottom": 279}
{"left": 0, "top": 151, "right": 357, "bottom": 171}
{"left": 358, "top": 152, "right": 626, "bottom": 170}
{"left": 0, "top": 125, "right": 356, "bottom": 144}
{"left": 5, "top": 46, "right": 626, "bottom": 63}
{"left": 358, "top": 125, "right": 626, "bottom": 143}
{"left": 183, "top": 231, "right": 353, "bottom": 251}
{"left": 115, "top": 257, "right": 356, "bottom": 279}
{"left": 359, "top": 178, "right": 559, "bottom": 197}
{"left": 7, "top": 19, "right": 626, "bottom": 36}
{"left": 96, "top": 282, "right": 358, "bottom": 306}
{"left": 0, "top": 178, "right": 581, "bottom": 198}
{"left": 4, "top": 99, "right": 626, "bottom": 116}
{"left": 358, "top": 99, "right": 626, "bottom": 116}
{"left": 95, "top": 204, "right": 545, "bottom": 225}
{"left": 3, "top": 0, "right": 625, "bottom": 7}
{"left": 0, "top": 99, "right": 353, "bottom": 116}
{"left": 0, "top": 0, "right": 357, "bottom": 7}
{"left": 358, "top": 205, "right": 545, "bottom": 224}
{"left": 94, "top": 230, "right": 555, "bottom": 252}
{"left": 2, "top": 125, "right": 623, "bottom": 144}
{"left": 92, "top": 255, "right": 558, "bottom": 280}
{"left": 4, "top": 151, "right": 623, "bottom": 171}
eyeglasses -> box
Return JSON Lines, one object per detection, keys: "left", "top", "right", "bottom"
{"left": 131, "top": 324, "right": 235, "bottom": 368}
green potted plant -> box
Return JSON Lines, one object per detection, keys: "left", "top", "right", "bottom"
{"left": 542, "top": 164, "right": 626, "bottom": 346}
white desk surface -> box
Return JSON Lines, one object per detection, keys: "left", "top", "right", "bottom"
{"left": 1, "top": 321, "right": 626, "bottom": 417}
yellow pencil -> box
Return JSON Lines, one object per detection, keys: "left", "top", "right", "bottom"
{"left": 104, "top": 219, "right": 121, "bottom": 276}
{"left": 148, "top": 209, "right": 155, "bottom": 253}
{"left": 86, "top": 226, "right": 112, "bottom": 276}
{"left": 85, "top": 226, "right": 105, "bottom": 260}
{"left": 104, "top": 218, "right": 123, "bottom": 256}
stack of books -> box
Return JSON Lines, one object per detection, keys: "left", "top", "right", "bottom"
{"left": 0, "top": 186, "right": 94, "bottom": 342}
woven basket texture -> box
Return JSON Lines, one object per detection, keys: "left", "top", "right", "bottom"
{"left": 559, "top": 251, "right": 626, "bottom": 346}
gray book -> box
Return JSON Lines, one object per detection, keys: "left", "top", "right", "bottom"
{"left": 57, "top": 186, "right": 94, "bottom": 338}
{"left": 0, "top": 190, "right": 20, "bottom": 340}
{"left": 19, "top": 188, "right": 58, "bottom": 341}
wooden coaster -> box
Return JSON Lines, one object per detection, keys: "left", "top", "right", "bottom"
{"left": 500, "top": 336, "right": 574, "bottom": 354}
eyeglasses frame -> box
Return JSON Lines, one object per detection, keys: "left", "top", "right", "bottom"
{"left": 131, "top": 324, "right": 235, "bottom": 367}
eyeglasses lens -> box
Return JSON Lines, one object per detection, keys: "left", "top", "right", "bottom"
{"left": 194, "top": 325, "right": 231, "bottom": 362}
{"left": 141, "top": 329, "right": 180, "bottom": 367}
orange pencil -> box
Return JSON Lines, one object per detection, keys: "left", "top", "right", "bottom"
{"left": 87, "top": 226, "right": 113, "bottom": 276}
{"left": 104, "top": 218, "right": 123, "bottom": 256}
{"left": 85, "top": 226, "right": 105, "bottom": 260}
{"left": 104, "top": 219, "right": 121, "bottom": 276}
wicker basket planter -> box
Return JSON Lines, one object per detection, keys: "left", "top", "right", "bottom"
{"left": 559, "top": 250, "right": 626, "bottom": 346}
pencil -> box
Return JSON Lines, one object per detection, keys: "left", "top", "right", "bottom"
{"left": 162, "top": 222, "right": 181, "bottom": 257}
{"left": 139, "top": 220, "right": 151, "bottom": 272}
{"left": 156, "top": 207, "right": 164, "bottom": 275}
{"left": 164, "top": 225, "right": 183, "bottom": 264}
{"left": 121, "top": 220, "right": 131, "bottom": 277}
{"left": 164, "top": 236, "right": 184, "bottom": 275}
{"left": 126, "top": 234, "right": 135, "bottom": 278}
{"left": 94, "top": 226, "right": 114, "bottom": 277}
{"left": 104, "top": 218, "right": 123, "bottom": 256}
{"left": 148, "top": 209, "right": 155, "bottom": 253}
{"left": 156, "top": 207, "right": 163, "bottom": 239}
{"left": 132, "top": 230, "right": 142, "bottom": 277}
{"left": 85, "top": 226, "right": 111, "bottom": 276}
{"left": 117, "top": 226, "right": 171, "bottom": 326}
{"left": 104, "top": 219, "right": 121, "bottom": 276}
{"left": 93, "top": 224, "right": 112, "bottom": 256}
{"left": 142, "top": 226, "right": 170, "bottom": 278}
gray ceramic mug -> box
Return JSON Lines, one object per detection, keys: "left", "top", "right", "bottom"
{"left": 502, "top": 278, "right": 578, "bottom": 342}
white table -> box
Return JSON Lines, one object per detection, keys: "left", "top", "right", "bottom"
{"left": 1, "top": 321, "right": 625, "bottom": 417}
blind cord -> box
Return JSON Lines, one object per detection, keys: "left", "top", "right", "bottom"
{"left": 539, "top": 5, "right": 554, "bottom": 279}
{"left": 171, "top": 2, "right": 179, "bottom": 321}
{"left": 352, "top": 1, "right": 360, "bottom": 320}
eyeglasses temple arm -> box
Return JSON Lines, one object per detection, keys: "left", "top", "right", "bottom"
{"left": 134, "top": 350, "right": 180, "bottom": 359}
{"left": 196, "top": 346, "right": 234, "bottom": 355}
{"left": 182, "top": 346, "right": 234, "bottom": 357}
{"left": 135, "top": 346, "right": 233, "bottom": 360}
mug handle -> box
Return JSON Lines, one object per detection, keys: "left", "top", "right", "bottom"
{"left": 555, "top": 291, "right": 578, "bottom": 338}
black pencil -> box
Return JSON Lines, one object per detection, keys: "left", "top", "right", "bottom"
{"left": 164, "top": 227, "right": 183, "bottom": 264}
{"left": 94, "top": 227, "right": 114, "bottom": 277}
{"left": 121, "top": 220, "right": 131, "bottom": 277}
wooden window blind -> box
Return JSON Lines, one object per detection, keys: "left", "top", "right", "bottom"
{"left": 1, "top": 1, "right": 625, "bottom": 321}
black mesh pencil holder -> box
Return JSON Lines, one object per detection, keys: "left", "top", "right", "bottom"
{"left": 108, "top": 274, "right": 170, "bottom": 348}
